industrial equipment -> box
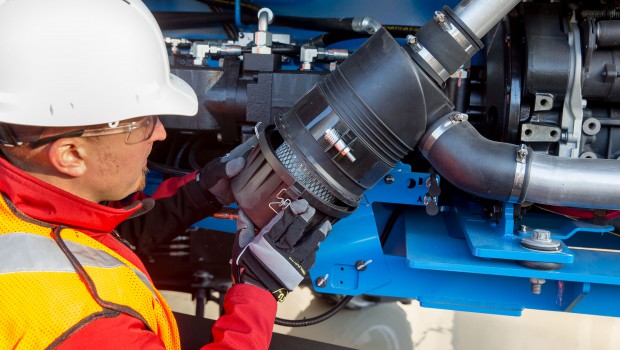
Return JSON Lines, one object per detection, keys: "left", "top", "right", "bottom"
{"left": 140, "top": 0, "right": 620, "bottom": 324}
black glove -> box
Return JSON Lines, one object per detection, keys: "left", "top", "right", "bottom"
{"left": 232, "top": 199, "right": 332, "bottom": 302}
{"left": 196, "top": 157, "right": 245, "bottom": 206}
{"left": 197, "top": 136, "right": 257, "bottom": 205}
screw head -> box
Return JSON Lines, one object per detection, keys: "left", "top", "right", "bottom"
{"left": 355, "top": 260, "right": 368, "bottom": 271}
{"left": 315, "top": 276, "right": 327, "bottom": 288}
{"left": 384, "top": 175, "right": 395, "bottom": 184}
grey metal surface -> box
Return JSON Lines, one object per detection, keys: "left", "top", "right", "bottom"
{"left": 453, "top": 0, "right": 521, "bottom": 39}
{"left": 520, "top": 123, "right": 561, "bottom": 142}
{"left": 559, "top": 14, "right": 585, "bottom": 158}
{"left": 526, "top": 153, "right": 620, "bottom": 209}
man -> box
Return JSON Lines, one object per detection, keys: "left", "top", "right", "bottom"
{"left": 0, "top": 0, "right": 330, "bottom": 349}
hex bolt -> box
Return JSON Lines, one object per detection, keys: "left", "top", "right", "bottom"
{"left": 517, "top": 224, "right": 530, "bottom": 236}
{"left": 533, "top": 229, "right": 551, "bottom": 241}
{"left": 315, "top": 274, "right": 329, "bottom": 288}
{"left": 530, "top": 278, "right": 546, "bottom": 295}
{"left": 384, "top": 175, "right": 395, "bottom": 184}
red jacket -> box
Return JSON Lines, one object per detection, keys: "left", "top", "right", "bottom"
{"left": 0, "top": 156, "right": 276, "bottom": 349}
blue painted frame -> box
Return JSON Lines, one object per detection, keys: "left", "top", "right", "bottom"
{"left": 307, "top": 165, "right": 620, "bottom": 317}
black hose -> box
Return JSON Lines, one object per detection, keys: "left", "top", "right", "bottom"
{"left": 274, "top": 295, "right": 353, "bottom": 327}
{"left": 191, "top": 1, "right": 420, "bottom": 39}
{"left": 240, "top": 44, "right": 300, "bottom": 55}
{"left": 276, "top": 16, "right": 355, "bottom": 33}
{"left": 302, "top": 24, "right": 419, "bottom": 46}
{"left": 153, "top": 11, "right": 254, "bottom": 30}
{"left": 209, "top": 5, "right": 240, "bottom": 40}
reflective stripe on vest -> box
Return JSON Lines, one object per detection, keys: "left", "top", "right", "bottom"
{"left": 0, "top": 196, "right": 180, "bottom": 349}
{"left": 0, "top": 233, "right": 158, "bottom": 300}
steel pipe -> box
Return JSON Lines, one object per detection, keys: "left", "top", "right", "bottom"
{"left": 420, "top": 113, "right": 620, "bottom": 209}
{"left": 453, "top": 0, "right": 521, "bottom": 39}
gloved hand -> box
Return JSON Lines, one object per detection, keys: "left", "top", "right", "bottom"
{"left": 197, "top": 157, "right": 245, "bottom": 205}
{"left": 232, "top": 199, "right": 332, "bottom": 302}
{"left": 197, "top": 136, "right": 257, "bottom": 205}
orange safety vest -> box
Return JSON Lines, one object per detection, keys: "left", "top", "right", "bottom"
{"left": 0, "top": 195, "right": 181, "bottom": 349}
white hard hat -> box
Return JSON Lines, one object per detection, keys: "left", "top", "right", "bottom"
{"left": 0, "top": 0, "right": 198, "bottom": 127}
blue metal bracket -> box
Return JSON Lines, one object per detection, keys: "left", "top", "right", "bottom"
{"left": 460, "top": 200, "right": 614, "bottom": 265}
{"left": 520, "top": 213, "right": 614, "bottom": 240}
{"left": 310, "top": 163, "right": 436, "bottom": 295}
{"left": 458, "top": 202, "right": 575, "bottom": 264}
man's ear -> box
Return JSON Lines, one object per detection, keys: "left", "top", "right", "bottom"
{"left": 47, "top": 138, "right": 88, "bottom": 177}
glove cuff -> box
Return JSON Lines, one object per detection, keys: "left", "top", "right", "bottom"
{"left": 237, "top": 251, "right": 291, "bottom": 302}
{"left": 184, "top": 175, "right": 224, "bottom": 212}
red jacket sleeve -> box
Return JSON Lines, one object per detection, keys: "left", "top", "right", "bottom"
{"left": 57, "top": 284, "right": 276, "bottom": 350}
{"left": 202, "top": 284, "right": 277, "bottom": 350}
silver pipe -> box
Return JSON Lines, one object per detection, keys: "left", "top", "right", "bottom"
{"left": 257, "top": 8, "right": 273, "bottom": 32}
{"left": 420, "top": 113, "right": 620, "bottom": 210}
{"left": 527, "top": 154, "right": 620, "bottom": 209}
{"left": 453, "top": 0, "right": 521, "bottom": 39}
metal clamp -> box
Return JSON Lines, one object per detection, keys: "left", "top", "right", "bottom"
{"left": 435, "top": 10, "right": 475, "bottom": 56}
{"left": 509, "top": 144, "right": 528, "bottom": 202}
{"left": 406, "top": 35, "right": 450, "bottom": 82}
{"left": 419, "top": 112, "right": 468, "bottom": 157}
{"left": 433, "top": 11, "right": 453, "bottom": 31}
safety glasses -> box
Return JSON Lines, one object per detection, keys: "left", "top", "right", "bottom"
{"left": 28, "top": 116, "right": 159, "bottom": 148}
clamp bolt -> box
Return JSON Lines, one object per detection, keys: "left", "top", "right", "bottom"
{"left": 450, "top": 113, "right": 467, "bottom": 123}
{"left": 433, "top": 11, "right": 452, "bottom": 31}
{"left": 406, "top": 35, "right": 422, "bottom": 52}
{"left": 433, "top": 11, "right": 446, "bottom": 23}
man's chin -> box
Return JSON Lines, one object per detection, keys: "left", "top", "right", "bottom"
{"left": 134, "top": 166, "right": 149, "bottom": 192}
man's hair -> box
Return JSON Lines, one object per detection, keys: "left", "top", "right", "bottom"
{"left": 0, "top": 124, "right": 86, "bottom": 172}
{"left": 1, "top": 144, "right": 43, "bottom": 172}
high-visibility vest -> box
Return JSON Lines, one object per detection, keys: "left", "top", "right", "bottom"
{"left": 0, "top": 195, "right": 181, "bottom": 349}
